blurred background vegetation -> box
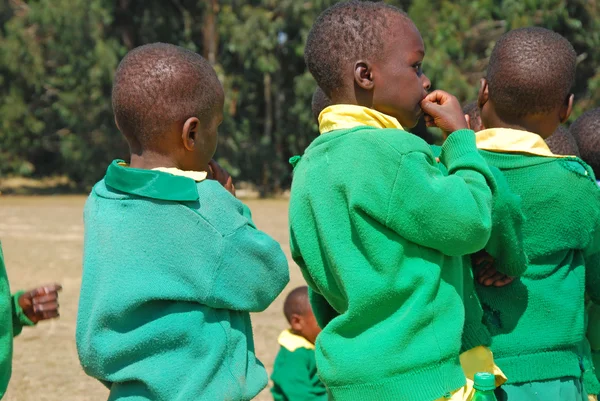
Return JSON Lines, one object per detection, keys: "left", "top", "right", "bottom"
{"left": 1, "top": 0, "right": 599, "bottom": 194}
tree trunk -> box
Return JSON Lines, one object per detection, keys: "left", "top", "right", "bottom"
{"left": 116, "top": 0, "right": 136, "bottom": 50}
{"left": 261, "top": 72, "right": 273, "bottom": 196}
{"left": 202, "top": 0, "right": 219, "bottom": 65}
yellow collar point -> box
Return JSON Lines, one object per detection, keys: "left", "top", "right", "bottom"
{"left": 318, "top": 105, "right": 403, "bottom": 134}
{"left": 475, "top": 128, "right": 570, "bottom": 158}
{"left": 152, "top": 167, "right": 207, "bottom": 182}
{"left": 277, "top": 330, "right": 315, "bottom": 352}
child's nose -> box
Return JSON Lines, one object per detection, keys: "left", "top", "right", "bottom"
{"left": 422, "top": 74, "right": 431, "bottom": 91}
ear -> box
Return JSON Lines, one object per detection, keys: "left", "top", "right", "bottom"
{"left": 559, "top": 94, "right": 574, "bottom": 124}
{"left": 114, "top": 116, "right": 121, "bottom": 131}
{"left": 290, "top": 314, "right": 303, "bottom": 332}
{"left": 181, "top": 117, "right": 200, "bottom": 151}
{"left": 354, "top": 61, "right": 374, "bottom": 91}
{"left": 478, "top": 78, "right": 489, "bottom": 109}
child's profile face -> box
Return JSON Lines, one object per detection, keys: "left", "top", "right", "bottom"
{"left": 371, "top": 18, "right": 430, "bottom": 128}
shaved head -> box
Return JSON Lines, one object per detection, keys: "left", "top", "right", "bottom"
{"left": 545, "top": 125, "right": 580, "bottom": 156}
{"left": 570, "top": 108, "right": 600, "bottom": 177}
{"left": 283, "top": 286, "right": 310, "bottom": 323}
{"left": 311, "top": 87, "right": 332, "bottom": 123}
{"left": 112, "top": 43, "right": 223, "bottom": 152}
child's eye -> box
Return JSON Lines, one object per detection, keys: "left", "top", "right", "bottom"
{"left": 413, "top": 63, "right": 423, "bottom": 76}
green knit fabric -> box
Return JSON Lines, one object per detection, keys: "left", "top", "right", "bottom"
{"left": 0, "top": 244, "right": 34, "bottom": 399}
{"left": 289, "top": 128, "right": 496, "bottom": 401}
{"left": 271, "top": 345, "right": 327, "bottom": 401}
{"left": 475, "top": 150, "right": 600, "bottom": 385}
{"left": 76, "top": 161, "right": 290, "bottom": 401}
{"left": 431, "top": 145, "right": 527, "bottom": 353}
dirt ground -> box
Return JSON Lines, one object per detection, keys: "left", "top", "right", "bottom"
{"left": 0, "top": 196, "right": 304, "bottom": 401}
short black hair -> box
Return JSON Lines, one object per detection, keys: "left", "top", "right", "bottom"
{"left": 570, "top": 108, "right": 600, "bottom": 177}
{"left": 462, "top": 101, "right": 483, "bottom": 132}
{"left": 487, "top": 27, "right": 576, "bottom": 118}
{"left": 304, "top": 1, "right": 409, "bottom": 97}
{"left": 545, "top": 125, "right": 580, "bottom": 157}
{"left": 312, "top": 87, "right": 332, "bottom": 123}
{"left": 283, "top": 286, "right": 310, "bottom": 323}
{"left": 112, "top": 43, "right": 223, "bottom": 151}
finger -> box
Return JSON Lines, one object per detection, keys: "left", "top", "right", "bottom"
{"left": 32, "top": 293, "right": 58, "bottom": 304}
{"left": 39, "top": 310, "right": 60, "bottom": 321}
{"left": 421, "top": 90, "right": 452, "bottom": 105}
{"left": 33, "top": 302, "right": 59, "bottom": 313}
{"left": 477, "top": 266, "right": 496, "bottom": 282}
{"left": 25, "top": 284, "right": 62, "bottom": 298}
{"left": 465, "top": 114, "right": 471, "bottom": 130}
{"left": 483, "top": 272, "right": 507, "bottom": 287}
{"left": 494, "top": 276, "right": 515, "bottom": 287}
{"left": 420, "top": 99, "right": 442, "bottom": 115}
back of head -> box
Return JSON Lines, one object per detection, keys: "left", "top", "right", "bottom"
{"left": 312, "top": 87, "right": 332, "bottom": 123}
{"left": 545, "top": 125, "right": 580, "bottom": 157}
{"left": 462, "top": 101, "right": 483, "bottom": 132}
{"left": 487, "top": 27, "right": 576, "bottom": 120}
{"left": 304, "top": 0, "right": 408, "bottom": 98}
{"left": 112, "top": 43, "right": 223, "bottom": 152}
{"left": 570, "top": 108, "right": 600, "bottom": 177}
{"left": 283, "top": 286, "right": 309, "bottom": 323}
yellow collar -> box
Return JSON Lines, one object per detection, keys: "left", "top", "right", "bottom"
{"left": 476, "top": 128, "right": 568, "bottom": 158}
{"left": 318, "top": 104, "right": 403, "bottom": 134}
{"left": 152, "top": 167, "right": 207, "bottom": 182}
{"left": 278, "top": 329, "right": 314, "bottom": 351}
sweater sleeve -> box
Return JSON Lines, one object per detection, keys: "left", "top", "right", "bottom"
{"left": 483, "top": 167, "right": 527, "bottom": 277}
{"left": 208, "top": 206, "right": 290, "bottom": 312}
{"left": 271, "top": 348, "right": 328, "bottom": 401}
{"left": 383, "top": 130, "right": 495, "bottom": 256}
{"left": 11, "top": 291, "right": 34, "bottom": 337}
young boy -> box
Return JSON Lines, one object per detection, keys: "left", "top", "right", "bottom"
{"left": 475, "top": 27, "right": 600, "bottom": 400}
{"left": 463, "top": 101, "right": 484, "bottom": 132}
{"left": 271, "top": 286, "right": 326, "bottom": 401}
{"left": 546, "top": 125, "right": 580, "bottom": 157}
{"left": 76, "top": 43, "right": 290, "bottom": 401}
{"left": 290, "top": 2, "right": 500, "bottom": 400}
{"left": 0, "top": 243, "right": 61, "bottom": 398}
{"left": 311, "top": 87, "right": 331, "bottom": 124}
{"left": 571, "top": 108, "right": 600, "bottom": 183}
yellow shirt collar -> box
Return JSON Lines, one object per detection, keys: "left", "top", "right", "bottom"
{"left": 278, "top": 329, "right": 314, "bottom": 352}
{"left": 152, "top": 167, "right": 207, "bottom": 182}
{"left": 318, "top": 104, "right": 403, "bottom": 134}
{"left": 476, "top": 128, "right": 569, "bottom": 158}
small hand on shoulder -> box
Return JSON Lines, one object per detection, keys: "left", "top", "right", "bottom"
{"left": 208, "top": 160, "right": 236, "bottom": 197}
{"left": 420, "top": 90, "right": 469, "bottom": 137}
{"left": 18, "top": 283, "right": 62, "bottom": 324}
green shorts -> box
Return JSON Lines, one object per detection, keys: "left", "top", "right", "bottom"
{"left": 495, "top": 377, "right": 586, "bottom": 401}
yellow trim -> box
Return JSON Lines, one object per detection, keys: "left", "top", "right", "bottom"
{"left": 318, "top": 104, "right": 403, "bottom": 134}
{"left": 117, "top": 163, "right": 207, "bottom": 182}
{"left": 152, "top": 167, "right": 207, "bottom": 182}
{"left": 278, "top": 329, "right": 314, "bottom": 352}
{"left": 475, "top": 128, "right": 571, "bottom": 158}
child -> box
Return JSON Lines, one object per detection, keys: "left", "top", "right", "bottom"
{"left": 290, "top": 2, "right": 500, "bottom": 400}
{"left": 76, "top": 43, "right": 290, "bottom": 400}
{"left": 463, "top": 101, "right": 484, "bottom": 132}
{"left": 571, "top": 108, "right": 600, "bottom": 184}
{"left": 311, "top": 87, "right": 332, "bottom": 124}
{"left": 475, "top": 27, "right": 600, "bottom": 400}
{"left": 271, "top": 286, "right": 326, "bottom": 401}
{"left": 0, "top": 243, "right": 61, "bottom": 398}
{"left": 546, "top": 125, "right": 580, "bottom": 157}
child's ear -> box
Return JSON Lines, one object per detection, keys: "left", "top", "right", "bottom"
{"left": 354, "top": 60, "right": 374, "bottom": 90}
{"left": 290, "top": 314, "right": 303, "bottom": 332}
{"left": 560, "top": 94, "right": 574, "bottom": 124}
{"left": 114, "top": 116, "right": 121, "bottom": 131}
{"left": 478, "top": 78, "right": 489, "bottom": 109}
{"left": 182, "top": 117, "right": 200, "bottom": 151}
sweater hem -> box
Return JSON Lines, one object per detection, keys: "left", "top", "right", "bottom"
{"left": 461, "top": 322, "right": 492, "bottom": 353}
{"left": 326, "top": 357, "right": 466, "bottom": 401}
{"left": 495, "top": 349, "right": 581, "bottom": 384}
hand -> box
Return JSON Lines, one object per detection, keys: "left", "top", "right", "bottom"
{"left": 18, "top": 284, "right": 62, "bottom": 324}
{"left": 208, "top": 160, "right": 236, "bottom": 196}
{"left": 420, "top": 90, "right": 468, "bottom": 136}
{"left": 472, "top": 251, "right": 514, "bottom": 287}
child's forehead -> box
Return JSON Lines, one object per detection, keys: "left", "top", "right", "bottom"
{"left": 383, "top": 17, "right": 424, "bottom": 55}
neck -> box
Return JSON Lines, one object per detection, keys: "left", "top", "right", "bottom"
{"left": 483, "top": 114, "right": 559, "bottom": 139}
{"left": 129, "top": 151, "right": 179, "bottom": 170}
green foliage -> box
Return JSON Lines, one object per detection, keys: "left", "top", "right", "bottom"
{"left": 1, "top": 0, "right": 599, "bottom": 191}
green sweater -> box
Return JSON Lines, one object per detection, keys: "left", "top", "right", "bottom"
{"left": 431, "top": 145, "right": 527, "bottom": 353}
{"left": 475, "top": 149, "right": 600, "bottom": 384}
{"left": 0, "top": 244, "right": 35, "bottom": 399}
{"left": 289, "top": 128, "right": 496, "bottom": 400}
{"left": 271, "top": 330, "right": 327, "bottom": 401}
{"left": 76, "top": 161, "right": 290, "bottom": 401}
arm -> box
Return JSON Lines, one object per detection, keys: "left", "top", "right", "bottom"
{"left": 10, "top": 292, "right": 34, "bottom": 337}
{"left": 208, "top": 205, "right": 290, "bottom": 312}
{"left": 482, "top": 166, "right": 527, "bottom": 277}
{"left": 381, "top": 130, "right": 495, "bottom": 256}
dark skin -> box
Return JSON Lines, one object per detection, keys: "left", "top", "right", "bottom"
{"left": 331, "top": 13, "right": 467, "bottom": 133}
{"left": 121, "top": 85, "right": 236, "bottom": 196}
{"left": 18, "top": 284, "right": 62, "bottom": 324}
{"left": 290, "top": 308, "right": 321, "bottom": 345}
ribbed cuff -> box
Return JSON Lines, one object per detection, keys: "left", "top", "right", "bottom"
{"left": 461, "top": 322, "right": 492, "bottom": 353}
{"left": 327, "top": 357, "right": 466, "bottom": 401}
{"left": 12, "top": 291, "right": 35, "bottom": 336}
{"left": 439, "top": 129, "right": 477, "bottom": 165}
